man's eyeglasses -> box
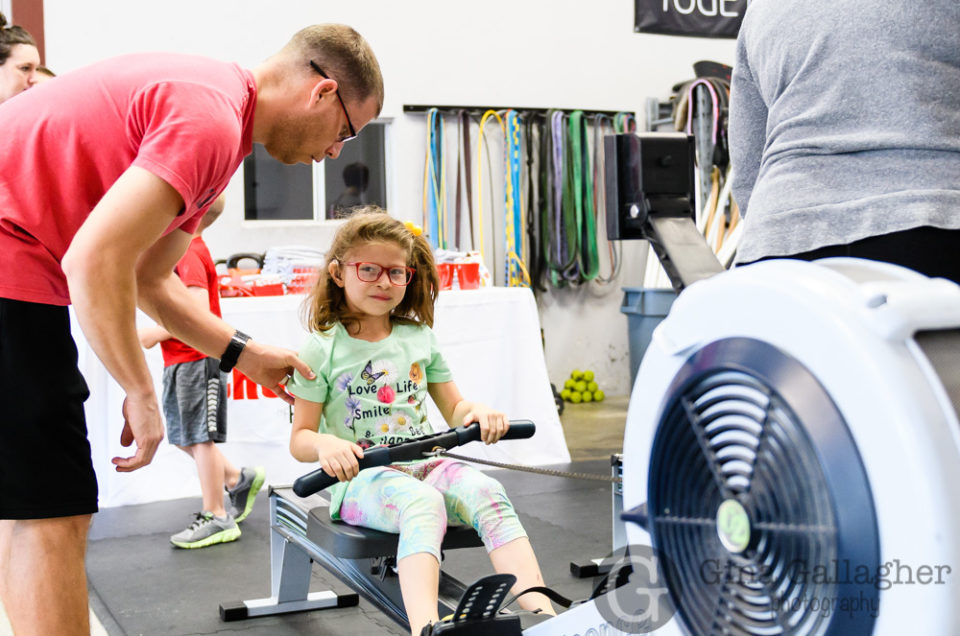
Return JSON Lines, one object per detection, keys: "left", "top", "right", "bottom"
{"left": 309, "top": 60, "right": 357, "bottom": 142}
{"left": 343, "top": 262, "right": 416, "bottom": 286}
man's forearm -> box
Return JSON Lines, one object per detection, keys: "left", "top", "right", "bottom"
{"left": 66, "top": 259, "right": 155, "bottom": 398}
{"left": 137, "top": 274, "right": 235, "bottom": 360}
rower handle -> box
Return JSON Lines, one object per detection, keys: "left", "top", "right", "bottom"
{"left": 292, "top": 419, "right": 536, "bottom": 497}
{"left": 454, "top": 419, "right": 536, "bottom": 445}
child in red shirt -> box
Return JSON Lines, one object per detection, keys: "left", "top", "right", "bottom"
{"left": 139, "top": 196, "right": 265, "bottom": 548}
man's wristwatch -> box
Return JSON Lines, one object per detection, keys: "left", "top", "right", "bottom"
{"left": 218, "top": 330, "right": 251, "bottom": 373}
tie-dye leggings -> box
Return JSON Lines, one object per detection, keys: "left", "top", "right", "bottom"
{"left": 337, "top": 458, "right": 528, "bottom": 562}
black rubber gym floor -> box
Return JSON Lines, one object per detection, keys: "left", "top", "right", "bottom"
{"left": 86, "top": 459, "right": 616, "bottom": 635}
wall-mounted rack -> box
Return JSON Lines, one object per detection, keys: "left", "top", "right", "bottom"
{"left": 403, "top": 104, "right": 634, "bottom": 118}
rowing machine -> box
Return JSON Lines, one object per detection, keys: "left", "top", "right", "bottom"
{"left": 220, "top": 421, "right": 535, "bottom": 629}
{"left": 527, "top": 132, "right": 960, "bottom": 635}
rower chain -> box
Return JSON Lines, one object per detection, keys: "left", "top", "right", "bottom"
{"left": 433, "top": 450, "right": 621, "bottom": 484}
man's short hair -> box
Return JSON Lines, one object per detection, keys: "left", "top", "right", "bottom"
{"left": 284, "top": 24, "right": 383, "bottom": 115}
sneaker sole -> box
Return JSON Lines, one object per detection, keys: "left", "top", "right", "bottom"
{"left": 234, "top": 467, "right": 266, "bottom": 523}
{"left": 170, "top": 526, "right": 241, "bottom": 549}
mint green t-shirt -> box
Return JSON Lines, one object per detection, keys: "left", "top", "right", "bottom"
{"left": 288, "top": 321, "right": 454, "bottom": 517}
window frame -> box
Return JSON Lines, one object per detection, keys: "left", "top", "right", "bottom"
{"left": 241, "top": 118, "right": 392, "bottom": 226}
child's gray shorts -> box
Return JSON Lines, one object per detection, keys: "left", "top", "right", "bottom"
{"left": 162, "top": 357, "right": 227, "bottom": 446}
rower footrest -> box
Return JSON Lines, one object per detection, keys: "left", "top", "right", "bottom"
{"left": 422, "top": 615, "right": 521, "bottom": 635}
{"left": 421, "top": 574, "right": 523, "bottom": 635}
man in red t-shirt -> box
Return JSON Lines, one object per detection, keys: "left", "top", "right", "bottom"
{"left": 0, "top": 24, "right": 383, "bottom": 634}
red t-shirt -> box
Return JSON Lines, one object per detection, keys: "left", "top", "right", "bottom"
{"left": 0, "top": 52, "right": 256, "bottom": 305}
{"left": 160, "top": 236, "right": 221, "bottom": 367}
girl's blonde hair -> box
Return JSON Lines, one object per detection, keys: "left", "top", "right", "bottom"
{"left": 305, "top": 206, "right": 439, "bottom": 333}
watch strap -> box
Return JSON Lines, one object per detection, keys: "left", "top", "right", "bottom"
{"left": 218, "top": 330, "right": 251, "bottom": 373}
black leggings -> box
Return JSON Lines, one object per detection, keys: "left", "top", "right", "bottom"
{"left": 746, "top": 226, "right": 960, "bottom": 286}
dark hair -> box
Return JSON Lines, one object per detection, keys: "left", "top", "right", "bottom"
{"left": 343, "top": 162, "right": 369, "bottom": 190}
{"left": 0, "top": 12, "right": 36, "bottom": 66}
{"left": 283, "top": 24, "right": 383, "bottom": 115}
{"left": 305, "top": 206, "right": 439, "bottom": 334}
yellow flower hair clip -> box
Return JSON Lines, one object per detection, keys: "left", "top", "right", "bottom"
{"left": 403, "top": 220, "right": 424, "bottom": 237}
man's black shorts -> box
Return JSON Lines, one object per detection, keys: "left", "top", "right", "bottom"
{"left": 0, "top": 297, "right": 98, "bottom": 519}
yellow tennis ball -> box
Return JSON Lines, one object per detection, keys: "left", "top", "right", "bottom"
{"left": 582, "top": 391, "right": 593, "bottom": 403}
{"left": 570, "top": 392, "right": 583, "bottom": 404}
{"left": 571, "top": 370, "right": 584, "bottom": 380}
{"left": 564, "top": 379, "right": 576, "bottom": 390}
{"left": 593, "top": 390, "right": 605, "bottom": 402}
{"left": 587, "top": 381, "right": 599, "bottom": 393}
{"left": 560, "top": 389, "right": 572, "bottom": 401}
{"left": 574, "top": 381, "right": 587, "bottom": 393}
{"left": 583, "top": 370, "right": 595, "bottom": 382}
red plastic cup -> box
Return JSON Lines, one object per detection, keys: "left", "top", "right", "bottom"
{"left": 457, "top": 262, "right": 481, "bottom": 290}
{"left": 437, "top": 263, "right": 454, "bottom": 290}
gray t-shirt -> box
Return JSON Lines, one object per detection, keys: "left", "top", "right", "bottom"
{"left": 729, "top": 0, "right": 960, "bottom": 264}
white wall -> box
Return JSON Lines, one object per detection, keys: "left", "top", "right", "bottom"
{"left": 44, "top": 0, "right": 735, "bottom": 396}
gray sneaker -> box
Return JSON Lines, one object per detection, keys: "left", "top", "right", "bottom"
{"left": 170, "top": 512, "right": 240, "bottom": 549}
{"left": 228, "top": 466, "right": 266, "bottom": 523}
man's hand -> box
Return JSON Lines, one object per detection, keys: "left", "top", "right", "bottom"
{"left": 235, "top": 339, "right": 315, "bottom": 405}
{"left": 112, "top": 393, "right": 165, "bottom": 472}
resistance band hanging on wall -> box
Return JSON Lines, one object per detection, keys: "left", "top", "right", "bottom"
{"left": 591, "top": 114, "right": 620, "bottom": 284}
{"left": 568, "top": 111, "right": 599, "bottom": 282}
{"left": 548, "top": 110, "right": 576, "bottom": 286}
{"left": 537, "top": 111, "right": 557, "bottom": 291}
{"left": 454, "top": 110, "right": 475, "bottom": 251}
{"left": 673, "top": 74, "right": 739, "bottom": 264}
{"left": 525, "top": 115, "right": 547, "bottom": 292}
{"left": 422, "top": 108, "right": 447, "bottom": 249}
{"left": 614, "top": 112, "right": 637, "bottom": 134}
{"left": 413, "top": 105, "right": 636, "bottom": 289}
{"left": 476, "top": 109, "right": 504, "bottom": 277}
{"left": 504, "top": 110, "right": 529, "bottom": 287}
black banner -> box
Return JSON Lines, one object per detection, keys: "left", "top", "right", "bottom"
{"left": 635, "top": 0, "right": 748, "bottom": 39}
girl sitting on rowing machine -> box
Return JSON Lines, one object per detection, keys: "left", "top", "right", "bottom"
{"left": 287, "top": 208, "right": 556, "bottom": 635}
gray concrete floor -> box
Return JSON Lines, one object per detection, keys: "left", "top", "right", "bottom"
{"left": 71, "top": 396, "right": 629, "bottom": 635}
{"left": 558, "top": 393, "right": 629, "bottom": 462}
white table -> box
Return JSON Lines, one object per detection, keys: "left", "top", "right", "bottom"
{"left": 75, "top": 287, "right": 569, "bottom": 508}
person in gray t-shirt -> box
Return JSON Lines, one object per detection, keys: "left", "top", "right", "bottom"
{"left": 729, "top": 0, "right": 960, "bottom": 281}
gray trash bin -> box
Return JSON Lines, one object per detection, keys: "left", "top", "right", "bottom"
{"left": 621, "top": 287, "right": 677, "bottom": 389}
